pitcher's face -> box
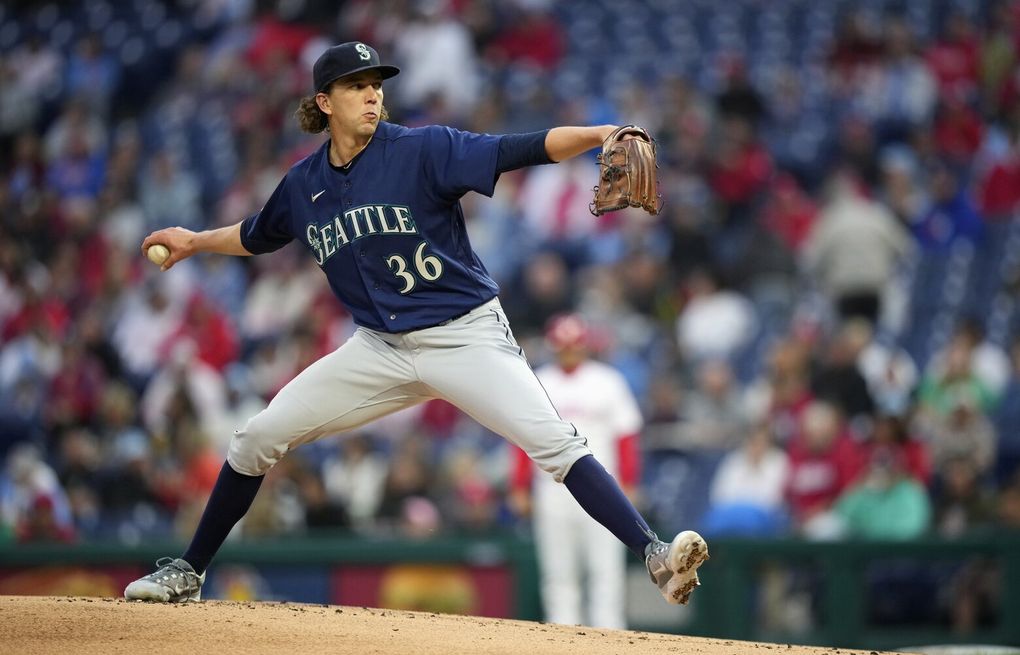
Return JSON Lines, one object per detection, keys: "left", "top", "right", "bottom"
{"left": 318, "top": 70, "right": 385, "bottom": 138}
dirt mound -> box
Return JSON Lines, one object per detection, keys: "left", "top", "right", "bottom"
{"left": 0, "top": 595, "right": 902, "bottom": 655}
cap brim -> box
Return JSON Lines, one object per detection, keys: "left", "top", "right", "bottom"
{"left": 318, "top": 65, "right": 401, "bottom": 91}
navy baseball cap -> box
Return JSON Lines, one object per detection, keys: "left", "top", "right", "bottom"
{"left": 313, "top": 42, "right": 400, "bottom": 93}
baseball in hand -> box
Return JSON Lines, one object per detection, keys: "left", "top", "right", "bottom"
{"left": 146, "top": 244, "right": 170, "bottom": 266}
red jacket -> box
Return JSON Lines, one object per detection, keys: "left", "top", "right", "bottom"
{"left": 785, "top": 431, "right": 865, "bottom": 521}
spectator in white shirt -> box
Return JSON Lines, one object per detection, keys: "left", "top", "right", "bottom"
{"left": 703, "top": 423, "right": 790, "bottom": 536}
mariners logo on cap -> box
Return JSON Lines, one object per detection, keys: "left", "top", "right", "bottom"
{"left": 312, "top": 41, "right": 401, "bottom": 92}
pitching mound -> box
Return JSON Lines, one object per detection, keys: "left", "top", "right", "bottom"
{"left": 1, "top": 595, "right": 901, "bottom": 655}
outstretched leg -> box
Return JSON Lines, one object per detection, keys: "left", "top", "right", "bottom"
{"left": 563, "top": 455, "right": 652, "bottom": 558}
{"left": 183, "top": 463, "right": 264, "bottom": 573}
{"left": 125, "top": 329, "right": 429, "bottom": 602}
{"left": 124, "top": 462, "right": 261, "bottom": 602}
{"left": 413, "top": 300, "right": 709, "bottom": 604}
{"left": 563, "top": 455, "right": 709, "bottom": 605}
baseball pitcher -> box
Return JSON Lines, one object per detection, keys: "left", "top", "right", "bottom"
{"left": 125, "top": 42, "right": 706, "bottom": 607}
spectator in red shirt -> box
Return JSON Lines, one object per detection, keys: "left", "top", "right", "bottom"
{"left": 828, "top": 10, "right": 883, "bottom": 87}
{"left": 709, "top": 117, "right": 773, "bottom": 219}
{"left": 708, "top": 116, "right": 775, "bottom": 268}
{"left": 63, "top": 198, "right": 111, "bottom": 302}
{"left": 244, "top": 14, "right": 319, "bottom": 75}
{"left": 785, "top": 401, "right": 865, "bottom": 536}
{"left": 47, "top": 341, "right": 105, "bottom": 433}
{"left": 976, "top": 128, "right": 1020, "bottom": 219}
{"left": 861, "top": 413, "right": 931, "bottom": 486}
{"left": 758, "top": 173, "right": 819, "bottom": 253}
{"left": 926, "top": 12, "right": 980, "bottom": 102}
{"left": 933, "top": 92, "right": 984, "bottom": 166}
{"left": 487, "top": 7, "right": 564, "bottom": 70}
{"left": 16, "top": 494, "right": 75, "bottom": 543}
{"left": 165, "top": 293, "right": 239, "bottom": 373}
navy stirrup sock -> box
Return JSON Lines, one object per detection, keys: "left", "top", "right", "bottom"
{"left": 563, "top": 454, "right": 654, "bottom": 559}
{"left": 182, "top": 461, "right": 264, "bottom": 574}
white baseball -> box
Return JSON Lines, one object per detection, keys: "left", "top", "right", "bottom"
{"left": 147, "top": 244, "right": 171, "bottom": 266}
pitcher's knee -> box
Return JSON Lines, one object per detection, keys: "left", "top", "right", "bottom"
{"left": 227, "top": 416, "right": 291, "bottom": 476}
{"left": 527, "top": 436, "right": 592, "bottom": 484}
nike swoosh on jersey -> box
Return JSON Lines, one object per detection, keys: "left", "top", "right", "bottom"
{"left": 312, "top": 190, "right": 326, "bottom": 202}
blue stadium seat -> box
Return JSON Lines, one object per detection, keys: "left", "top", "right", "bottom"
{"left": 86, "top": 2, "right": 113, "bottom": 32}
{"left": 643, "top": 448, "right": 727, "bottom": 537}
{"left": 0, "top": 19, "right": 21, "bottom": 50}
{"left": 33, "top": 3, "right": 59, "bottom": 33}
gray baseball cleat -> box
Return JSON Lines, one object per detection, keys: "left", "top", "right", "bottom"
{"left": 124, "top": 557, "right": 205, "bottom": 602}
{"left": 645, "top": 530, "right": 709, "bottom": 605}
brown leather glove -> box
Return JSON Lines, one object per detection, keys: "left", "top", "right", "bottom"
{"left": 589, "top": 125, "right": 662, "bottom": 216}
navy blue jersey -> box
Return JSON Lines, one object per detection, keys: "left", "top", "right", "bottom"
{"left": 241, "top": 122, "right": 503, "bottom": 332}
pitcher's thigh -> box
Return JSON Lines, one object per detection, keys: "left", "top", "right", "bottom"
{"left": 419, "top": 343, "right": 591, "bottom": 482}
{"left": 228, "top": 332, "right": 425, "bottom": 475}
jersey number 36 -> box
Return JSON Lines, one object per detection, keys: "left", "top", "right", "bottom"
{"left": 386, "top": 241, "right": 444, "bottom": 294}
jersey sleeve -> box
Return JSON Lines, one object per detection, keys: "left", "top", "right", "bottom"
{"left": 496, "top": 130, "right": 552, "bottom": 172}
{"left": 609, "top": 372, "right": 643, "bottom": 487}
{"left": 239, "top": 174, "right": 294, "bottom": 254}
{"left": 510, "top": 445, "right": 534, "bottom": 493}
{"left": 616, "top": 434, "right": 640, "bottom": 488}
{"left": 422, "top": 126, "right": 503, "bottom": 200}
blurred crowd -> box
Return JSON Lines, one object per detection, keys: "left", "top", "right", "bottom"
{"left": 3, "top": 0, "right": 1020, "bottom": 554}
